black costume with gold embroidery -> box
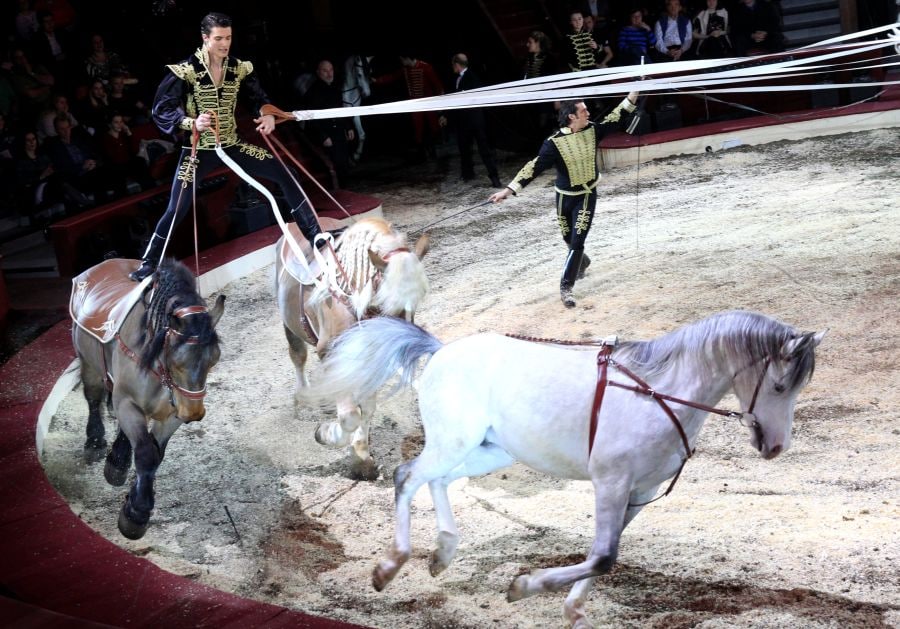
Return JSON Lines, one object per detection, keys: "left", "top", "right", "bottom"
{"left": 506, "top": 97, "right": 636, "bottom": 294}
{"left": 132, "top": 48, "right": 320, "bottom": 281}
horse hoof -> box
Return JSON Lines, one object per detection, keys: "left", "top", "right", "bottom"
{"left": 104, "top": 460, "right": 128, "bottom": 486}
{"left": 82, "top": 440, "right": 107, "bottom": 463}
{"left": 117, "top": 507, "right": 149, "bottom": 540}
{"left": 349, "top": 457, "right": 379, "bottom": 481}
{"left": 507, "top": 575, "right": 529, "bottom": 602}
{"left": 372, "top": 562, "right": 394, "bottom": 592}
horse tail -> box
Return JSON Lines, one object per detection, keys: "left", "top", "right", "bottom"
{"left": 300, "top": 316, "right": 443, "bottom": 406}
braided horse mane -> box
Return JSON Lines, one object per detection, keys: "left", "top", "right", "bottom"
{"left": 139, "top": 259, "right": 216, "bottom": 370}
{"left": 311, "top": 217, "right": 428, "bottom": 320}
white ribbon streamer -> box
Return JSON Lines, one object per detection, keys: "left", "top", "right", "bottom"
{"left": 286, "top": 25, "right": 900, "bottom": 120}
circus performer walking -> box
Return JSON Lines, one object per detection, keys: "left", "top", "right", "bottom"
{"left": 489, "top": 94, "right": 638, "bottom": 308}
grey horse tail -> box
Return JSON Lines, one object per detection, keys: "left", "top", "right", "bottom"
{"left": 301, "top": 316, "right": 443, "bottom": 406}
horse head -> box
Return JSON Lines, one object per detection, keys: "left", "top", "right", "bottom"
{"left": 141, "top": 261, "right": 225, "bottom": 422}
{"left": 736, "top": 328, "right": 826, "bottom": 459}
{"left": 368, "top": 232, "right": 430, "bottom": 322}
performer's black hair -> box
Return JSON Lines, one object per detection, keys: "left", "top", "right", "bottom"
{"left": 201, "top": 12, "right": 232, "bottom": 36}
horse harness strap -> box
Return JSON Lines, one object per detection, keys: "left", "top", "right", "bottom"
{"left": 588, "top": 348, "right": 772, "bottom": 507}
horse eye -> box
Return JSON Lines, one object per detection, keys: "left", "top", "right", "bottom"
{"left": 773, "top": 383, "right": 786, "bottom": 394}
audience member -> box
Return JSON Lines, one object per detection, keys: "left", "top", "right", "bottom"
{"left": 439, "top": 53, "right": 502, "bottom": 188}
{"left": 732, "top": 0, "right": 784, "bottom": 55}
{"left": 562, "top": 10, "right": 599, "bottom": 72}
{"left": 9, "top": 47, "right": 54, "bottom": 124}
{"left": 107, "top": 73, "right": 148, "bottom": 125}
{"left": 15, "top": 129, "right": 67, "bottom": 223}
{"left": 654, "top": 0, "right": 692, "bottom": 62}
{"left": 84, "top": 34, "right": 136, "bottom": 86}
{"left": 371, "top": 53, "right": 444, "bottom": 161}
{"left": 99, "top": 113, "right": 155, "bottom": 195}
{"left": 14, "top": 0, "right": 39, "bottom": 43}
{"left": 34, "top": 0, "right": 77, "bottom": 32}
{"left": 522, "top": 31, "right": 559, "bottom": 141}
{"left": 304, "top": 58, "right": 355, "bottom": 188}
{"left": 44, "top": 115, "right": 112, "bottom": 207}
{"left": 618, "top": 8, "right": 657, "bottom": 66}
{"left": 38, "top": 93, "right": 78, "bottom": 139}
{"left": 74, "top": 79, "right": 111, "bottom": 135}
{"left": 584, "top": 14, "right": 614, "bottom": 67}
{"left": 0, "top": 113, "right": 16, "bottom": 189}
{"left": 31, "top": 11, "right": 75, "bottom": 83}
{"left": 0, "top": 73, "right": 15, "bottom": 119}
{"left": 692, "top": 0, "right": 733, "bottom": 59}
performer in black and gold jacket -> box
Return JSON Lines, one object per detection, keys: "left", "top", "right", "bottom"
{"left": 489, "top": 93, "right": 638, "bottom": 308}
{"left": 131, "top": 12, "right": 322, "bottom": 281}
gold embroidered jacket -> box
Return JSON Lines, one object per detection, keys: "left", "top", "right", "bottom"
{"left": 507, "top": 98, "right": 636, "bottom": 195}
{"left": 152, "top": 48, "right": 269, "bottom": 150}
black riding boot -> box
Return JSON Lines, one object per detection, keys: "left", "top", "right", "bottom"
{"left": 577, "top": 253, "right": 591, "bottom": 280}
{"left": 290, "top": 203, "right": 326, "bottom": 249}
{"left": 560, "top": 248, "right": 583, "bottom": 308}
{"left": 129, "top": 233, "right": 166, "bottom": 282}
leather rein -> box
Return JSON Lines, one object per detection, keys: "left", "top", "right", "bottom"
{"left": 507, "top": 333, "right": 771, "bottom": 506}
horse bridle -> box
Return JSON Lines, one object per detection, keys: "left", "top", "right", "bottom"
{"left": 588, "top": 345, "right": 772, "bottom": 506}
{"left": 115, "top": 304, "right": 210, "bottom": 403}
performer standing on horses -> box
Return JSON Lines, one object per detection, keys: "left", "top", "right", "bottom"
{"left": 131, "top": 12, "right": 322, "bottom": 281}
{"left": 489, "top": 93, "right": 638, "bottom": 308}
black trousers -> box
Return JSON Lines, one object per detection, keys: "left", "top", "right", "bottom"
{"left": 556, "top": 189, "right": 597, "bottom": 289}
{"left": 148, "top": 143, "right": 307, "bottom": 245}
{"left": 457, "top": 123, "right": 499, "bottom": 180}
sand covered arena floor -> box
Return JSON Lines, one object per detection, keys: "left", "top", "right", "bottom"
{"left": 43, "top": 128, "right": 900, "bottom": 628}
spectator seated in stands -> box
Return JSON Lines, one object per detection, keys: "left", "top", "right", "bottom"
{"left": 692, "top": 0, "right": 733, "bottom": 59}
{"left": 107, "top": 73, "right": 148, "bottom": 125}
{"left": 617, "top": 8, "right": 657, "bottom": 66}
{"left": 74, "top": 79, "right": 111, "bottom": 136}
{"left": 44, "top": 115, "right": 114, "bottom": 209}
{"left": 99, "top": 113, "right": 155, "bottom": 195}
{"left": 32, "top": 11, "right": 75, "bottom": 87}
{"left": 653, "top": 0, "right": 692, "bottom": 62}
{"left": 732, "top": 0, "right": 784, "bottom": 56}
{"left": 14, "top": 0, "right": 40, "bottom": 43}
{"left": 584, "top": 14, "right": 614, "bottom": 68}
{"left": 9, "top": 47, "right": 55, "bottom": 124}
{"left": 84, "top": 33, "right": 137, "bottom": 86}
{"left": 38, "top": 93, "right": 79, "bottom": 140}
{"left": 15, "top": 129, "right": 69, "bottom": 225}
{"left": 304, "top": 59, "right": 354, "bottom": 188}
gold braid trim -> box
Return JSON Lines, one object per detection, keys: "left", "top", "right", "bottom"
{"left": 556, "top": 196, "right": 570, "bottom": 237}
{"left": 238, "top": 143, "right": 272, "bottom": 160}
{"left": 568, "top": 32, "right": 596, "bottom": 71}
{"left": 550, "top": 126, "right": 597, "bottom": 187}
{"left": 167, "top": 62, "right": 196, "bottom": 83}
{"left": 236, "top": 59, "right": 253, "bottom": 81}
{"left": 600, "top": 98, "right": 638, "bottom": 124}
{"left": 508, "top": 157, "right": 538, "bottom": 193}
{"left": 176, "top": 153, "right": 199, "bottom": 186}
{"left": 574, "top": 197, "right": 593, "bottom": 234}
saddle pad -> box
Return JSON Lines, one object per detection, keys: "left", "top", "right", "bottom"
{"left": 70, "top": 258, "right": 152, "bottom": 344}
{"left": 279, "top": 217, "right": 346, "bottom": 285}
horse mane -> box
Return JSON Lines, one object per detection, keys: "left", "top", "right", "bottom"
{"left": 311, "top": 218, "right": 425, "bottom": 319}
{"left": 139, "top": 259, "right": 217, "bottom": 370}
{"left": 616, "top": 310, "right": 816, "bottom": 390}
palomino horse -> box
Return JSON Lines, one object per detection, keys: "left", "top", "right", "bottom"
{"left": 302, "top": 310, "right": 824, "bottom": 627}
{"left": 275, "top": 216, "right": 428, "bottom": 480}
{"left": 71, "top": 258, "right": 224, "bottom": 539}
{"left": 342, "top": 54, "right": 372, "bottom": 162}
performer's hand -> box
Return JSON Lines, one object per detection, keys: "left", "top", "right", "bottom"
{"left": 489, "top": 188, "right": 512, "bottom": 203}
{"left": 195, "top": 113, "right": 213, "bottom": 132}
{"left": 254, "top": 114, "right": 276, "bottom": 135}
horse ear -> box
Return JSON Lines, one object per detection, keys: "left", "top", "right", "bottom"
{"left": 209, "top": 294, "right": 226, "bottom": 328}
{"left": 781, "top": 329, "right": 826, "bottom": 358}
{"left": 812, "top": 329, "right": 828, "bottom": 347}
{"left": 414, "top": 233, "right": 431, "bottom": 260}
{"left": 368, "top": 249, "right": 387, "bottom": 270}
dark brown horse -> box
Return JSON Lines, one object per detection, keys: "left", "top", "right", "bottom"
{"left": 275, "top": 216, "right": 429, "bottom": 479}
{"left": 71, "top": 258, "right": 225, "bottom": 539}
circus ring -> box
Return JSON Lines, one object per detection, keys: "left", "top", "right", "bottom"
{"left": 4, "top": 100, "right": 900, "bottom": 628}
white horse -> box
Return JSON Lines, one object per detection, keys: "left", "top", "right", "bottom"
{"left": 342, "top": 54, "right": 372, "bottom": 162}
{"left": 302, "top": 310, "right": 825, "bottom": 627}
